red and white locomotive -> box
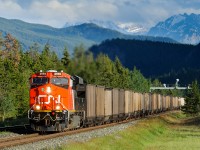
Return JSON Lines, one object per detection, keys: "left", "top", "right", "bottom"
{"left": 28, "top": 70, "right": 85, "bottom": 131}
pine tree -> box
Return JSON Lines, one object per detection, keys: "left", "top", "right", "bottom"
{"left": 182, "top": 80, "right": 200, "bottom": 115}
{"left": 80, "top": 52, "right": 97, "bottom": 83}
{"left": 28, "top": 43, "right": 42, "bottom": 72}
{"left": 61, "top": 47, "right": 70, "bottom": 69}
{"left": 114, "top": 57, "right": 130, "bottom": 89}
{"left": 0, "top": 57, "right": 18, "bottom": 120}
{"left": 95, "top": 54, "right": 115, "bottom": 87}
{"left": 41, "top": 43, "right": 54, "bottom": 70}
{"left": 130, "top": 67, "right": 150, "bottom": 92}
{"left": 68, "top": 44, "right": 85, "bottom": 75}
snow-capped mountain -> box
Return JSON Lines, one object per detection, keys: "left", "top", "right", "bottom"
{"left": 64, "top": 20, "right": 147, "bottom": 35}
{"left": 148, "top": 13, "right": 200, "bottom": 44}
{"left": 117, "top": 23, "right": 147, "bottom": 34}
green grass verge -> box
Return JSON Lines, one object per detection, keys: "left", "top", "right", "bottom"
{"left": 54, "top": 111, "right": 200, "bottom": 150}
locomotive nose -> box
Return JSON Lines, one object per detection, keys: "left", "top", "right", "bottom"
{"left": 36, "top": 84, "right": 52, "bottom": 95}
{"left": 46, "top": 86, "right": 51, "bottom": 94}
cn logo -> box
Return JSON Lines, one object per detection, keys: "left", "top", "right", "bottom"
{"left": 36, "top": 95, "right": 61, "bottom": 104}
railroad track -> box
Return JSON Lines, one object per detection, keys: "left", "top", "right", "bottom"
{"left": 0, "top": 121, "right": 124, "bottom": 149}
{"left": 0, "top": 133, "right": 39, "bottom": 149}
{"left": 0, "top": 110, "right": 178, "bottom": 149}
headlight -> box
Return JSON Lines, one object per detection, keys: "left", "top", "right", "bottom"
{"left": 46, "top": 86, "right": 51, "bottom": 93}
{"left": 55, "top": 105, "right": 61, "bottom": 110}
{"left": 35, "top": 105, "right": 40, "bottom": 110}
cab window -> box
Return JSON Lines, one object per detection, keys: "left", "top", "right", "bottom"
{"left": 50, "top": 77, "right": 69, "bottom": 89}
{"left": 31, "top": 77, "right": 48, "bottom": 88}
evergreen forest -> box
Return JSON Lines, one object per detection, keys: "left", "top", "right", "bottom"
{"left": 90, "top": 38, "right": 200, "bottom": 85}
{"left": 0, "top": 33, "right": 150, "bottom": 121}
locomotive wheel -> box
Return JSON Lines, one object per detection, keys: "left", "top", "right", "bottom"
{"left": 55, "top": 122, "right": 61, "bottom": 132}
{"left": 39, "top": 131, "right": 46, "bottom": 135}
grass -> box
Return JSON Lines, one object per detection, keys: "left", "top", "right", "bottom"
{"left": 52, "top": 111, "right": 200, "bottom": 150}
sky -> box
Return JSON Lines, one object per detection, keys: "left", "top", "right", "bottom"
{"left": 0, "top": 0, "right": 200, "bottom": 29}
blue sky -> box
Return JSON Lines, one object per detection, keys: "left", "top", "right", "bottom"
{"left": 0, "top": 0, "right": 200, "bottom": 28}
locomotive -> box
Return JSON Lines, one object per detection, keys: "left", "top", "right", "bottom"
{"left": 28, "top": 70, "right": 184, "bottom": 132}
{"left": 28, "top": 70, "right": 85, "bottom": 131}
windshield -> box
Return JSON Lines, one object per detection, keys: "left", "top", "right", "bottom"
{"left": 50, "top": 77, "right": 69, "bottom": 89}
{"left": 32, "top": 77, "right": 48, "bottom": 85}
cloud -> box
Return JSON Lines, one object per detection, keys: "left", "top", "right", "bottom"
{"left": 0, "top": 0, "right": 23, "bottom": 18}
{"left": 115, "top": 0, "right": 200, "bottom": 27}
{"left": 0, "top": 0, "right": 200, "bottom": 28}
{"left": 2, "top": 0, "right": 118, "bottom": 27}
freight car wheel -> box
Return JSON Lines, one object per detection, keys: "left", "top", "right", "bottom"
{"left": 79, "top": 121, "right": 84, "bottom": 128}
{"left": 39, "top": 131, "right": 46, "bottom": 135}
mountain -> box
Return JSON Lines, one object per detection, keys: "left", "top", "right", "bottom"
{"left": 89, "top": 39, "right": 200, "bottom": 84}
{"left": 148, "top": 13, "right": 200, "bottom": 45}
{"left": 0, "top": 17, "right": 176, "bottom": 57}
{"left": 0, "top": 17, "right": 95, "bottom": 56}
{"left": 64, "top": 20, "right": 147, "bottom": 35}
{"left": 60, "top": 23, "right": 131, "bottom": 42}
{"left": 60, "top": 23, "right": 174, "bottom": 43}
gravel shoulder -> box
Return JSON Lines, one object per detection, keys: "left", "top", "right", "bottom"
{"left": 0, "top": 132, "right": 23, "bottom": 139}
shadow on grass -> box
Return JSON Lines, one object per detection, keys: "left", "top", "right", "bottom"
{"left": 160, "top": 112, "right": 200, "bottom": 127}
{"left": 0, "top": 116, "right": 29, "bottom": 127}
{"left": 0, "top": 116, "right": 32, "bottom": 134}
{"left": 183, "top": 116, "right": 200, "bottom": 126}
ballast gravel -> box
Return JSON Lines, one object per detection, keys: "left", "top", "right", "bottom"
{"left": 0, "top": 132, "right": 23, "bottom": 139}
{"left": 2, "top": 120, "right": 139, "bottom": 150}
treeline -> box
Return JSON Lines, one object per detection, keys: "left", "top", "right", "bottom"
{"left": 0, "top": 33, "right": 150, "bottom": 120}
{"left": 89, "top": 38, "right": 200, "bottom": 85}
{"left": 66, "top": 45, "right": 150, "bottom": 91}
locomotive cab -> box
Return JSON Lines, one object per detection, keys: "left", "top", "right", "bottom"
{"left": 28, "top": 70, "right": 84, "bottom": 132}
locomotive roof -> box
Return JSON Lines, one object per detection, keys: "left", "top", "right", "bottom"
{"left": 30, "top": 70, "right": 71, "bottom": 78}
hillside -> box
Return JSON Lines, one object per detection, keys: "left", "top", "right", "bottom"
{"left": 148, "top": 13, "right": 200, "bottom": 44}
{"left": 63, "top": 112, "right": 200, "bottom": 150}
{"left": 0, "top": 17, "right": 176, "bottom": 57}
{"left": 89, "top": 39, "right": 200, "bottom": 84}
{"left": 0, "top": 17, "right": 95, "bottom": 56}
{"left": 60, "top": 23, "right": 131, "bottom": 42}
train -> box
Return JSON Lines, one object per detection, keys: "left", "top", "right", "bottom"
{"left": 28, "top": 70, "right": 185, "bottom": 132}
